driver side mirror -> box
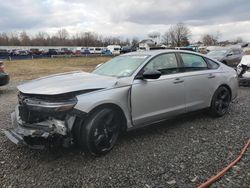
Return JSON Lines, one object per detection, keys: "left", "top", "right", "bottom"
{"left": 227, "top": 53, "right": 233, "bottom": 57}
{"left": 141, "top": 70, "right": 161, "bottom": 79}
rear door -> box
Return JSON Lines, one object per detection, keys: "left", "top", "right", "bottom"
{"left": 178, "top": 52, "right": 221, "bottom": 112}
{"left": 131, "top": 53, "right": 186, "bottom": 126}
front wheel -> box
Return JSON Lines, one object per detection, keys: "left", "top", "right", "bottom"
{"left": 209, "top": 86, "right": 231, "bottom": 117}
{"left": 75, "top": 107, "right": 121, "bottom": 156}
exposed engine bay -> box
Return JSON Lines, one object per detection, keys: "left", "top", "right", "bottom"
{"left": 237, "top": 55, "right": 250, "bottom": 86}
{"left": 4, "top": 92, "right": 85, "bottom": 149}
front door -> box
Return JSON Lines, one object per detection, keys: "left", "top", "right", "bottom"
{"left": 131, "top": 53, "right": 185, "bottom": 126}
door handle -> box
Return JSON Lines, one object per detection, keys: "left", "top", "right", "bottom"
{"left": 173, "top": 78, "right": 184, "bottom": 84}
{"left": 208, "top": 74, "right": 215, "bottom": 79}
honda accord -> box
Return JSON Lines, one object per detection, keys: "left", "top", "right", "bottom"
{"left": 4, "top": 50, "right": 238, "bottom": 155}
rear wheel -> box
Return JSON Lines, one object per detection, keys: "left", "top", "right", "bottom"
{"left": 75, "top": 107, "right": 121, "bottom": 156}
{"left": 209, "top": 86, "right": 231, "bottom": 117}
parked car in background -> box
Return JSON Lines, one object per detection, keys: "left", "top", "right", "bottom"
{"left": 4, "top": 50, "right": 238, "bottom": 155}
{"left": 81, "top": 49, "right": 91, "bottom": 54}
{"left": 207, "top": 48, "right": 244, "bottom": 66}
{"left": 0, "top": 49, "right": 9, "bottom": 58}
{"left": 46, "top": 49, "right": 58, "bottom": 56}
{"left": 0, "top": 61, "right": 9, "bottom": 86}
{"left": 101, "top": 48, "right": 112, "bottom": 55}
{"left": 107, "top": 45, "right": 121, "bottom": 55}
{"left": 18, "top": 50, "right": 30, "bottom": 56}
{"left": 94, "top": 47, "right": 102, "bottom": 54}
{"left": 120, "top": 46, "right": 136, "bottom": 53}
{"left": 30, "top": 48, "right": 42, "bottom": 55}
{"left": 88, "top": 47, "right": 95, "bottom": 54}
{"left": 72, "top": 47, "right": 82, "bottom": 55}
{"left": 60, "top": 48, "right": 72, "bottom": 55}
{"left": 10, "top": 49, "right": 21, "bottom": 56}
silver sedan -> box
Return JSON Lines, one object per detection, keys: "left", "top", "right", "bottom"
{"left": 4, "top": 50, "right": 238, "bottom": 155}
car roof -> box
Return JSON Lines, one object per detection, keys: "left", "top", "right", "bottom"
{"left": 120, "top": 49, "right": 203, "bottom": 57}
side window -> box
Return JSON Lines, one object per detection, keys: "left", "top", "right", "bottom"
{"left": 180, "top": 53, "right": 208, "bottom": 71}
{"left": 228, "top": 50, "right": 233, "bottom": 55}
{"left": 144, "top": 53, "right": 178, "bottom": 75}
{"left": 233, "top": 49, "right": 240, "bottom": 55}
{"left": 205, "top": 58, "right": 220, "bottom": 69}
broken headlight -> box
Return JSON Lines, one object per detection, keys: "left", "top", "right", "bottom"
{"left": 23, "top": 97, "right": 77, "bottom": 112}
{"left": 17, "top": 92, "right": 78, "bottom": 123}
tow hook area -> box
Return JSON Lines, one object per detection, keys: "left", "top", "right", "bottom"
{"left": 3, "top": 108, "right": 77, "bottom": 149}
{"left": 4, "top": 129, "right": 26, "bottom": 146}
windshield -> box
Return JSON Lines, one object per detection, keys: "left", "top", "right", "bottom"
{"left": 93, "top": 55, "right": 149, "bottom": 77}
{"left": 208, "top": 50, "right": 228, "bottom": 56}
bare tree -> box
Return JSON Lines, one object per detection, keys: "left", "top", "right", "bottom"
{"left": 162, "top": 32, "right": 170, "bottom": 46}
{"left": 54, "top": 29, "right": 69, "bottom": 45}
{"left": 33, "top": 32, "right": 49, "bottom": 46}
{"left": 202, "top": 34, "right": 218, "bottom": 46}
{"left": 0, "top": 32, "right": 9, "bottom": 45}
{"left": 131, "top": 37, "right": 139, "bottom": 47}
{"left": 8, "top": 32, "right": 20, "bottom": 46}
{"left": 56, "top": 29, "right": 69, "bottom": 40}
{"left": 168, "top": 23, "right": 191, "bottom": 47}
{"left": 20, "top": 31, "right": 31, "bottom": 46}
{"left": 0, "top": 30, "right": 145, "bottom": 47}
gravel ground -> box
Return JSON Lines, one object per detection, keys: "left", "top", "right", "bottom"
{"left": 0, "top": 82, "right": 249, "bottom": 188}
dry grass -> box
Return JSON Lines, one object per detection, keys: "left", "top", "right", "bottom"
{"left": 5, "top": 57, "right": 112, "bottom": 81}
{"left": 245, "top": 51, "right": 250, "bottom": 55}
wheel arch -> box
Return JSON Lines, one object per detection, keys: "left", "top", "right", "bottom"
{"left": 87, "top": 103, "right": 128, "bottom": 132}
{"left": 218, "top": 84, "right": 232, "bottom": 99}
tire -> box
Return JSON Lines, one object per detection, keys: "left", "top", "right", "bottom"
{"left": 209, "top": 86, "right": 231, "bottom": 117}
{"left": 75, "top": 107, "right": 121, "bottom": 156}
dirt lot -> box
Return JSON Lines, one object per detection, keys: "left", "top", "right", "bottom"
{"left": 0, "top": 57, "right": 250, "bottom": 188}
{"left": 5, "top": 57, "right": 111, "bottom": 81}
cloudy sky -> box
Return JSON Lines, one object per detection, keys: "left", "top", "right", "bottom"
{"left": 0, "top": 0, "right": 250, "bottom": 42}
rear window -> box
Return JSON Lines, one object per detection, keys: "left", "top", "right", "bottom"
{"left": 180, "top": 53, "right": 208, "bottom": 71}
{"left": 233, "top": 49, "right": 241, "bottom": 55}
{"left": 205, "top": 58, "right": 220, "bottom": 69}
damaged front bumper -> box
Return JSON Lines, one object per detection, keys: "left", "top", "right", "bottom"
{"left": 4, "top": 106, "right": 77, "bottom": 149}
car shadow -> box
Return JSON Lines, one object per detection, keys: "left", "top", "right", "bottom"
{"left": 121, "top": 110, "right": 209, "bottom": 140}
{"left": 2, "top": 109, "right": 213, "bottom": 163}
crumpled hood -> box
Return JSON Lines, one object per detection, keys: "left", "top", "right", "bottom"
{"left": 18, "top": 71, "right": 119, "bottom": 95}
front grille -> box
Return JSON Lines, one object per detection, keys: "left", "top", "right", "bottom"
{"left": 19, "top": 105, "right": 50, "bottom": 123}
{"left": 18, "top": 105, "right": 29, "bottom": 122}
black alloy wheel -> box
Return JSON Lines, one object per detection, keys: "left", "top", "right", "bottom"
{"left": 91, "top": 109, "right": 120, "bottom": 152}
{"left": 210, "top": 86, "right": 231, "bottom": 117}
{"left": 76, "top": 107, "right": 121, "bottom": 156}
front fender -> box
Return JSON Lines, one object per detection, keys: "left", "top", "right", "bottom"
{"left": 74, "top": 86, "right": 132, "bottom": 128}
